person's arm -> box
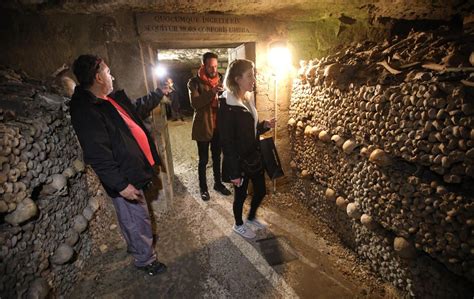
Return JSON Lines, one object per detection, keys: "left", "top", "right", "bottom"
{"left": 257, "top": 120, "right": 273, "bottom": 135}
{"left": 70, "top": 104, "right": 129, "bottom": 194}
{"left": 218, "top": 104, "right": 240, "bottom": 181}
{"left": 251, "top": 94, "right": 273, "bottom": 135}
{"left": 132, "top": 88, "right": 166, "bottom": 119}
{"left": 188, "top": 79, "right": 217, "bottom": 110}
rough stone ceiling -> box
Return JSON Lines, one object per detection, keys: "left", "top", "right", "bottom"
{"left": 159, "top": 48, "right": 228, "bottom": 62}
{"left": 4, "top": 0, "right": 473, "bottom": 21}
{"left": 158, "top": 48, "right": 229, "bottom": 69}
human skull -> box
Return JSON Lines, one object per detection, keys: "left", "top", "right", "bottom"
{"left": 49, "top": 174, "right": 68, "bottom": 195}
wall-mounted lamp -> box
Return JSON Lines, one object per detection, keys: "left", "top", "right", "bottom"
{"left": 268, "top": 41, "right": 292, "bottom": 78}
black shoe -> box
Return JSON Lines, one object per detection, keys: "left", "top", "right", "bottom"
{"left": 172, "top": 118, "right": 178, "bottom": 121}
{"left": 138, "top": 261, "right": 167, "bottom": 276}
{"left": 201, "top": 191, "right": 210, "bottom": 201}
{"left": 214, "top": 183, "right": 231, "bottom": 196}
{"left": 180, "top": 117, "right": 185, "bottom": 121}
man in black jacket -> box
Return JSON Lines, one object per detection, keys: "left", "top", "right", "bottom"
{"left": 70, "top": 54, "right": 169, "bottom": 276}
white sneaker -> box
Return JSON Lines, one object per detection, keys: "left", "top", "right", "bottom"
{"left": 246, "top": 218, "right": 267, "bottom": 230}
{"left": 233, "top": 224, "right": 256, "bottom": 239}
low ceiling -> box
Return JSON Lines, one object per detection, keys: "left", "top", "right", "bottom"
{"left": 158, "top": 48, "right": 229, "bottom": 70}
{"left": 3, "top": 0, "right": 473, "bottom": 21}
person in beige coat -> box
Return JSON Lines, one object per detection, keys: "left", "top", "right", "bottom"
{"left": 188, "top": 52, "right": 231, "bottom": 201}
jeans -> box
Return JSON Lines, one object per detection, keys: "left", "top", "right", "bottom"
{"left": 111, "top": 191, "right": 156, "bottom": 267}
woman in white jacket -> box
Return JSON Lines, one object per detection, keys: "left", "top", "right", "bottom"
{"left": 218, "top": 59, "right": 275, "bottom": 239}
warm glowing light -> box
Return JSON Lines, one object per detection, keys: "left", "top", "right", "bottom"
{"left": 153, "top": 65, "right": 167, "bottom": 78}
{"left": 268, "top": 44, "right": 291, "bottom": 76}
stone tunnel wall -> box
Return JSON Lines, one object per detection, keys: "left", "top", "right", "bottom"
{"left": 288, "top": 28, "right": 474, "bottom": 297}
{"left": 0, "top": 68, "right": 113, "bottom": 298}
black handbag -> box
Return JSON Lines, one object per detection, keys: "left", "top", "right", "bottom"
{"left": 260, "top": 137, "right": 284, "bottom": 179}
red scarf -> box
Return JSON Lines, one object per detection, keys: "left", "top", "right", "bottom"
{"left": 104, "top": 97, "right": 155, "bottom": 166}
{"left": 198, "top": 65, "right": 220, "bottom": 129}
{"left": 198, "top": 65, "right": 220, "bottom": 89}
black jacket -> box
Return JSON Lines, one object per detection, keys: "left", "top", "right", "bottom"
{"left": 70, "top": 86, "right": 164, "bottom": 197}
{"left": 218, "top": 96, "right": 269, "bottom": 182}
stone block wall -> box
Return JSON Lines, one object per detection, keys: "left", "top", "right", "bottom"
{"left": 288, "top": 28, "right": 474, "bottom": 297}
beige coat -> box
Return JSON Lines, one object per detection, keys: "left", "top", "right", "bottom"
{"left": 187, "top": 75, "right": 222, "bottom": 141}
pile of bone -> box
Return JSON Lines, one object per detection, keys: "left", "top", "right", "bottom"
{"left": 354, "top": 223, "right": 471, "bottom": 298}
{"left": 0, "top": 67, "right": 83, "bottom": 225}
{"left": 0, "top": 67, "right": 100, "bottom": 298}
{"left": 289, "top": 80, "right": 474, "bottom": 185}
{"left": 298, "top": 27, "right": 474, "bottom": 89}
{"left": 287, "top": 27, "right": 474, "bottom": 287}
{"left": 290, "top": 123, "right": 474, "bottom": 290}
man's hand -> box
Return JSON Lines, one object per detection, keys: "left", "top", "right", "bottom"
{"left": 211, "top": 84, "right": 224, "bottom": 95}
{"left": 119, "top": 184, "right": 142, "bottom": 201}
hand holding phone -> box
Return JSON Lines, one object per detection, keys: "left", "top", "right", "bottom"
{"left": 213, "top": 84, "right": 224, "bottom": 95}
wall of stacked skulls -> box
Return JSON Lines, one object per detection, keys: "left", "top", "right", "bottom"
{"left": 288, "top": 28, "right": 474, "bottom": 297}
{"left": 0, "top": 68, "right": 112, "bottom": 297}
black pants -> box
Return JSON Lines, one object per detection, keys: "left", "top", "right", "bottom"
{"left": 233, "top": 170, "right": 266, "bottom": 226}
{"left": 196, "top": 130, "right": 222, "bottom": 192}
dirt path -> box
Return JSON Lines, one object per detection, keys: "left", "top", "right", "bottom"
{"left": 69, "top": 118, "right": 390, "bottom": 298}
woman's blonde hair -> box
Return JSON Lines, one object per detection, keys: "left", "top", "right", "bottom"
{"left": 224, "top": 59, "right": 255, "bottom": 95}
